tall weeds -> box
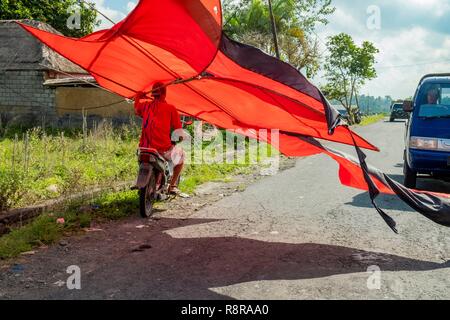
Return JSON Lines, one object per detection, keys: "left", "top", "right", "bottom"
{"left": 0, "top": 117, "right": 141, "bottom": 210}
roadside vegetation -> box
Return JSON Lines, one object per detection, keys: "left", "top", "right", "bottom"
{"left": 322, "top": 33, "right": 379, "bottom": 125}
{"left": 0, "top": 122, "right": 140, "bottom": 211}
{"left": 0, "top": 120, "right": 276, "bottom": 259}
{"left": 0, "top": 190, "right": 139, "bottom": 259}
{"left": 359, "top": 114, "right": 386, "bottom": 127}
{"left": 0, "top": 0, "right": 99, "bottom": 37}
{"left": 0, "top": 121, "right": 269, "bottom": 212}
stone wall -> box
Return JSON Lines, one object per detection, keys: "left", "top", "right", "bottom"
{"left": 0, "top": 70, "right": 136, "bottom": 129}
{"left": 0, "top": 70, "right": 57, "bottom": 127}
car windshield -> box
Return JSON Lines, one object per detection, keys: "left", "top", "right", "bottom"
{"left": 393, "top": 104, "right": 403, "bottom": 110}
{"left": 417, "top": 83, "right": 450, "bottom": 118}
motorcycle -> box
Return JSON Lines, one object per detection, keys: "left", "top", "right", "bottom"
{"left": 134, "top": 118, "right": 192, "bottom": 218}
{"left": 135, "top": 147, "right": 177, "bottom": 218}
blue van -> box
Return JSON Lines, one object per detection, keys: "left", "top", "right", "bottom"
{"left": 403, "top": 74, "right": 450, "bottom": 188}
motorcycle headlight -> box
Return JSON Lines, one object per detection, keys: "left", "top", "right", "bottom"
{"left": 410, "top": 136, "right": 438, "bottom": 150}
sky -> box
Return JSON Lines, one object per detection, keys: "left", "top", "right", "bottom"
{"left": 87, "top": 0, "right": 450, "bottom": 99}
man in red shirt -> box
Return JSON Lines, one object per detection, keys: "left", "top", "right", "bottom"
{"left": 134, "top": 82, "right": 185, "bottom": 195}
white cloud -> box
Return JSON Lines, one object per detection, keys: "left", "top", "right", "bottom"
{"left": 85, "top": 0, "right": 133, "bottom": 30}
{"left": 313, "top": 1, "right": 450, "bottom": 99}
{"left": 396, "top": 0, "right": 450, "bottom": 17}
{"left": 127, "top": 1, "right": 137, "bottom": 12}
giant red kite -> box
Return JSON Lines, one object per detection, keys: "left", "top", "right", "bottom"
{"left": 18, "top": 0, "right": 450, "bottom": 232}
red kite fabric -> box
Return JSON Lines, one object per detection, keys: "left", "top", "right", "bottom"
{"left": 18, "top": 0, "right": 450, "bottom": 232}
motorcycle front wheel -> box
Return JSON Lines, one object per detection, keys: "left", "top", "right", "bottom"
{"left": 139, "top": 171, "right": 157, "bottom": 218}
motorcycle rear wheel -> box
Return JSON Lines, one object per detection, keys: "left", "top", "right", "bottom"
{"left": 139, "top": 172, "right": 157, "bottom": 218}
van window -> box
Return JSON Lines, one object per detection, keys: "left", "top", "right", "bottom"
{"left": 442, "top": 88, "right": 450, "bottom": 105}
{"left": 417, "top": 83, "right": 450, "bottom": 118}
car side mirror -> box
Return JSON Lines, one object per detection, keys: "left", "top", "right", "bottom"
{"left": 403, "top": 100, "right": 413, "bottom": 112}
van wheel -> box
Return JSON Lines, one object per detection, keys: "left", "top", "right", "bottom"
{"left": 403, "top": 161, "right": 417, "bottom": 188}
{"left": 390, "top": 117, "right": 395, "bottom": 122}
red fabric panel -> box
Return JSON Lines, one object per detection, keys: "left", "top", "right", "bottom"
{"left": 81, "top": 29, "right": 108, "bottom": 41}
{"left": 275, "top": 133, "right": 393, "bottom": 194}
{"left": 166, "top": 83, "right": 239, "bottom": 129}
{"left": 327, "top": 152, "right": 394, "bottom": 195}
{"left": 230, "top": 128, "right": 390, "bottom": 194}
{"left": 234, "top": 130, "right": 450, "bottom": 199}
{"left": 110, "top": 0, "right": 222, "bottom": 72}
{"left": 209, "top": 51, "right": 325, "bottom": 112}
{"left": 183, "top": 78, "right": 377, "bottom": 150}
{"left": 17, "top": 0, "right": 222, "bottom": 97}
{"left": 233, "top": 128, "right": 391, "bottom": 193}
{"left": 19, "top": 23, "right": 200, "bottom": 98}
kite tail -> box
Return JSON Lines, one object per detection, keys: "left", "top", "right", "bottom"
{"left": 347, "top": 127, "right": 398, "bottom": 234}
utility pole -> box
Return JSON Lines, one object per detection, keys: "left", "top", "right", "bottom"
{"left": 267, "top": 0, "right": 280, "bottom": 59}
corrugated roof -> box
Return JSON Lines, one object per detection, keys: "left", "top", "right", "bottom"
{"left": 0, "top": 20, "right": 87, "bottom": 74}
{"left": 44, "top": 76, "right": 96, "bottom": 87}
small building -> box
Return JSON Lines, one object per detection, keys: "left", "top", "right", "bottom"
{"left": 0, "top": 20, "right": 134, "bottom": 128}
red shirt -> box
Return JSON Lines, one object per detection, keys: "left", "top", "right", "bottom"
{"left": 135, "top": 98, "right": 182, "bottom": 152}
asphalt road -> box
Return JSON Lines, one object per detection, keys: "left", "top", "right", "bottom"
{"left": 1, "top": 119, "right": 449, "bottom": 299}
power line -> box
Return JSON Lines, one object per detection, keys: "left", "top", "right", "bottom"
{"left": 376, "top": 59, "right": 450, "bottom": 69}
{"left": 78, "top": 0, "right": 116, "bottom": 25}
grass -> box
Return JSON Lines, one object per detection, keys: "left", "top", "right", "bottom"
{"left": 359, "top": 114, "right": 386, "bottom": 127}
{"left": 0, "top": 122, "right": 140, "bottom": 210}
{"left": 0, "top": 190, "right": 139, "bottom": 259}
{"left": 180, "top": 163, "right": 253, "bottom": 194}
{"left": 0, "top": 122, "right": 274, "bottom": 211}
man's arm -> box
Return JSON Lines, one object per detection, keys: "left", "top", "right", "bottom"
{"left": 172, "top": 108, "right": 183, "bottom": 130}
{"left": 171, "top": 107, "right": 186, "bottom": 142}
{"left": 134, "top": 92, "right": 148, "bottom": 117}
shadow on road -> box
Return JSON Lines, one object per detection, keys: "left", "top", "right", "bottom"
{"left": 388, "top": 173, "right": 450, "bottom": 194}
{"left": 347, "top": 170, "right": 450, "bottom": 212}
{"left": 346, "top": 192, "right": 414, "bottom": 212}
{"left": 416, "top": 178, "right": 450, "bottom": 194}
{"left": 33, "top": 218, "right": 450, "bottom": 300}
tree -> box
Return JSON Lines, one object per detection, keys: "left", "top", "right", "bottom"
{"left": 0, "top": 0, "right": 98, "bottom": 37}
{"left": 223, "top": 0, "right": 335, "bottom": 77}
{"left": 322, "top": 33, "right": 378, "bottom": 124}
